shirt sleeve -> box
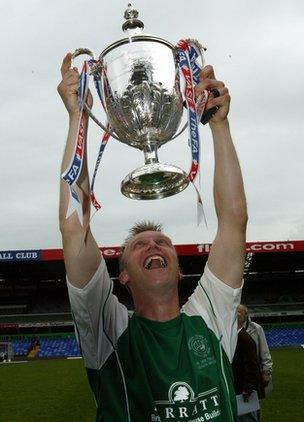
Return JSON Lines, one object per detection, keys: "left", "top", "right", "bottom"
{"left": 182, "top": 263, "right": 243, "bottom": 362}
{"left": 67, "top": 259, "right": 128, "bottom": 370}
{"left": 256, "top": 324, "right": 273, "bottom": 372}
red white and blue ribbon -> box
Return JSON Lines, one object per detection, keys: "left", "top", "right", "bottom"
{"left": 61, "top": 60, "right": 111, "bottom": 224}
{"left": 89, "top": 126, "right": 111, "bottom": 212}
{"left": 61, "top": 61, "right": 90, "bottom": 226}
{"left": 176, "top": 39, "right": 209, "bottom": 225}
{"left": 87, "top": 62, "right": 111, "bottom": 214}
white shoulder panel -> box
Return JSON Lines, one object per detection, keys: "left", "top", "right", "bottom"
{"left": 67, "top": 260, "right": 129, "bottom": 369}
{"left": 182, "top": 263, "right": 243, "bottom": 362}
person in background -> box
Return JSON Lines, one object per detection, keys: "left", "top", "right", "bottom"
{"left": 239, "top": 305, "right": 273, "bottom": 388}
{"left": 233, "top": 306, "right": 264, "bottom": 422}
{"left": 238, "top": 304, "right": 273, "bottom": 421}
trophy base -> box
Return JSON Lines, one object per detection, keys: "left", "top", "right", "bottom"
{"left": 121, "top": 163, "right": 189, "bottom": 200}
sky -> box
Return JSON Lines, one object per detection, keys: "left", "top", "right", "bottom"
{"left": 1, "top": 0, "right": 303, "bottom": 250}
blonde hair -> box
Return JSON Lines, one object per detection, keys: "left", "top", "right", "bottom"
{"left": 119, "top": 221, "right": 163, "bottom": 271}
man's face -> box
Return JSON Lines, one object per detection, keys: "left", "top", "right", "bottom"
{"left": 120, "top": 231, "right": 181, "bottom": 294}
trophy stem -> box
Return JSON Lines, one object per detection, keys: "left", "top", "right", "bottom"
{"left": 143, "top": 141, "right": 159, "bottom": 165}
{"left": 121, "top": 138, "right": 189, "bottom": 199}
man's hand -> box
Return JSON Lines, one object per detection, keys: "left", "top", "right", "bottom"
{"left": 195, "top": 65, "right": 230, "bottom": 125}
{"left": 57, "top": 52, "right": 93, "bottom": 117}
{"left": 242, "top": 390, "right": 253, "bottom": 402}
{"left": 262, "top": 370, "right": 272, "bottom": 387}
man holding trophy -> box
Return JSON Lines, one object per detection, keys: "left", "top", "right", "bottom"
{"left": 58, "top": 6, "right": 247, "bottom": 421}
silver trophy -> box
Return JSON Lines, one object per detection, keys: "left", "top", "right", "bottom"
{"left": 73, "top": 4, "right": 205, "bottom": 200}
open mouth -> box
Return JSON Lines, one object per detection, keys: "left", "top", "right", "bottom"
{"left": 144, "top": 255, "right": 167, "bottom": 270}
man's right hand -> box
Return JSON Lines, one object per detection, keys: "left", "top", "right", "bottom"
{"left": 57, "top": 53, "right": 93, "bottom": 117}
{"left": 262, "top": 370, "right": 271, "bottom": 387}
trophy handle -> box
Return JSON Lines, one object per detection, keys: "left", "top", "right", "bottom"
{"left": 71, "top": 47, "right": 95, "bottom": 64}
{"left": 83, "top": 104, "right": 121, "bottom": 141}
{"left": 71, "top": 48, "right": 121, "bottom": 141}
{"left": 187, "top": 39, "right": 206, "bottom": 68}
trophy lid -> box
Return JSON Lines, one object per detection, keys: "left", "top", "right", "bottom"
{"left": 122, "top": 3, "right": 144, "bottom": 34}
{"left": 99, "top": 4, "right": 174, "bottom": 60}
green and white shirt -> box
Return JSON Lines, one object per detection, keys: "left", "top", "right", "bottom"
{"left": 68, "top": 260, "right": 242, "bottom": 421}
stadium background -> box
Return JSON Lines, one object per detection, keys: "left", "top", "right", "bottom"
{"left": 0, "top": 240, "right": 303, "bottom": 421}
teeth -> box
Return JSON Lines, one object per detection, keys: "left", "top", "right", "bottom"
{"left": 144, "top": 255, "right": 166, "bottom": 269}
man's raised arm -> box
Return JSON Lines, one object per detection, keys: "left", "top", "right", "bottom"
{"left": 57, "top": 53, "right": 101, "bottom": 288}
{"left": 196, "top": 66, "right": 248, "bottom": 289}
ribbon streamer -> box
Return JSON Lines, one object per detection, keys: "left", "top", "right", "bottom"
{"left": 61, "top": 61, "right": 90, "bottom": 226}
{"left": 176, "top": 39, "right": 208, "bottom": 225}
{"left": 89, "top": 126, "right": 111, "bottom": 212}
{"left": 61, "top": 60, "right": 111, "bottom": 224}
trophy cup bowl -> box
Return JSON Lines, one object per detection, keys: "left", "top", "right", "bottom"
{"left": 73, "top": 5, "right": 204, "bottom": 200}
{"left": 99, "top": 36, "right": 188, "bottom": 200}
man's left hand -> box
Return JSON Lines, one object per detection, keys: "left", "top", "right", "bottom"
{"left": 195, "top": 65, "right": 230, "bottom": 125}
{"left": 242, "top": 390, "right": 252, "bottom": 402}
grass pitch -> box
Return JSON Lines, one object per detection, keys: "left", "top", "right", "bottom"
{"left": 261, "top": 348, "right": 304, "bottom": 421}
{"left": 0, "top": 348, "right": 303, "bottom": 421}
{"left": 0, "top": 358, "right": 95, "bottom": 422}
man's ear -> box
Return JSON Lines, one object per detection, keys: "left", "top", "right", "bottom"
{"left": 178, "top": 267, "right": 183, "bottom": 281}
{"left": 119, "top": 270, "right": 130, "bottom": 286}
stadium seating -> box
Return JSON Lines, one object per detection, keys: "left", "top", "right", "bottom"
{"left": 36, "top": 337, "right": 81, "bottom": 358}
{"left": 12, "top": 339, "right": 32, "bottom": 357}
{"left": 265, "top": 328, "right": 304, "bottom": 348}
{"left": 10, "top": 327, "right": 304, "bottom": 359}
{"left": 12, "top": 337, "right": 81, "bottom": 358}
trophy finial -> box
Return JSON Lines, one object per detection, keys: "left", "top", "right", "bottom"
{"left": 122, "top": 3, "right": 144, "bottom": 32}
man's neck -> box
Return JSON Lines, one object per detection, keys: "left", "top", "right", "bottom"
{"left": 134, "top": 291, "right": 180, "bottom": 322}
